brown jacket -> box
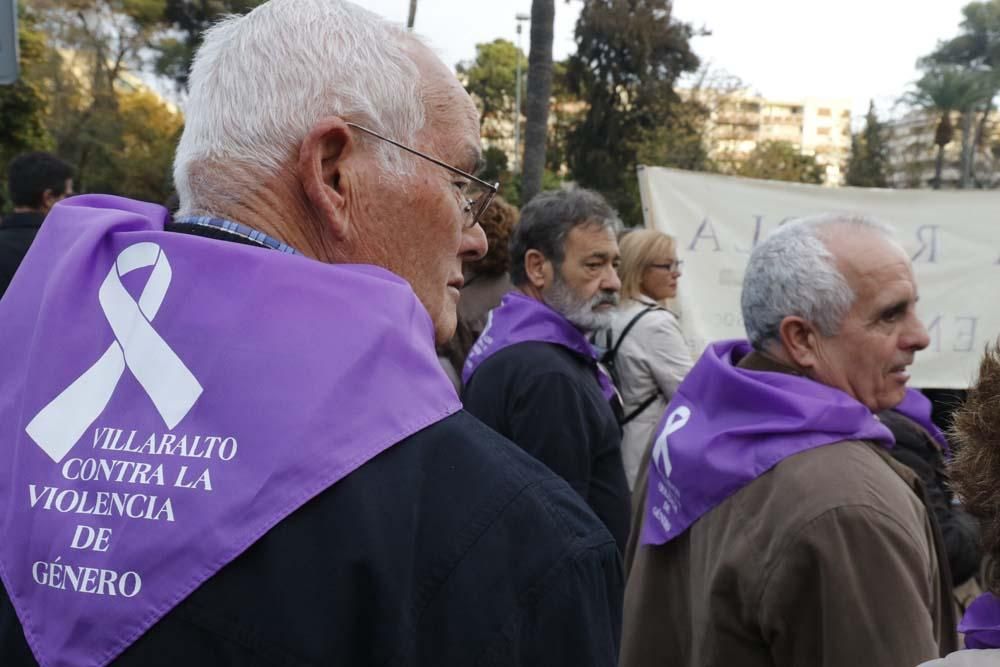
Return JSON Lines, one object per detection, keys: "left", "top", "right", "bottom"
{"left": 620, "top": 353, "right": 957, "bottom": 667}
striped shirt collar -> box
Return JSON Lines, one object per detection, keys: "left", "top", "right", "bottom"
{"left": 173, "top": 215, "right": 302, "bottom": 255}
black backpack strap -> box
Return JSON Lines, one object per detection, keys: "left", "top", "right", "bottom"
{"left": 610, "top": 305, "right": 661, "bottom": 358}
{"left": 621, "top": 392, "right": 660, "bottom": 425}
{"left": 611, "top": 305, "right": 665, "bottom": 426}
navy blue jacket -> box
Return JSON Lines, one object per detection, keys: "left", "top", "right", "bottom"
{"left": 1, "top": 223, "right": 624, "bottom": 666}
{"left": 1, "top": 411, "right": 623, "bottom": 665}
{"left": 0, "top": 211, "right": 45, "bottom": 298}
{"left": 463, "top": 341, "right": 632, "bottom": 553}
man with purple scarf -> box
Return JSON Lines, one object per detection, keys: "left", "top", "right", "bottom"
{"left": 0, "top": 1, "right": 624, "bottom": 665}
{"left": 463, "top": 188, "right": 632, "bottom": 552}
{"left": 620, "top": 214, "right": 958, "bottom": 666}
{"left": 923, "top": 343, "right": 1000, "bottom": 665}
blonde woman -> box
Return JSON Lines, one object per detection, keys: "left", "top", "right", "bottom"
{"left": 605, "top": 229, "right": 694, "bottom": 490}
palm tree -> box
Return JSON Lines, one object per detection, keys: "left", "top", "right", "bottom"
{"left": 520, "top": 0, "right": 555, "bottom": 204}
{"left": 922, "top": 1, "right": 1000, "bottom": 185}
{"left": 906, "top": 67, "right": 991, "bottom": 188}
{"left": 406, "top": 0, "right": 417, "bottom": 30}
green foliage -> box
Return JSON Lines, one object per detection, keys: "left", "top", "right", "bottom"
{"left": 122, "top": 0, "right": 168, "bottom": 27}
{"left": 480, "top": 145, "right": 510, "bottom": 184}
{"left": 564, "top": 0, "right": 700, "bottom": 226}
{"left": 499, "top": 168, "right": 564, "bottom": 208}
{"left": 736, "top": 141, "right": 825, "bottom": 185}
{"left": 924, "top": 0, "right": 1000, "bottom": 70}
{"left": 907, "top": 66, "right": 993, "bottom": 123}
{"left": 457, "top": 39, "right": 525, "bottom": 121}
{"left": 154, "top": 0, "right": 266, "bottom": 91}
{"left": 0, "top": 1, "right": 185, "bottom": 205}
{"left": 845, "top": 101, "right": 889, "bottom": 188}
{"left": 0, "top": 6, "right": 55, "bottom": 181}
{"left": 634, "top": 99, "right": 712, "bottom": 172}
{"left": 918, "top": 1, "right": 1000, "bottom": 187}
{"left": 905, "top": 65, "right": 994, "bottom": 187}
{"left": 116, "top": 90, "right": 184, "bottom": 201}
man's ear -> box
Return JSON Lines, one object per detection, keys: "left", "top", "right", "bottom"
{"left": 523, "top": 249, "right": 551, "bottom": 290}
{"left": 777, "top": 316, "right": 821, "bottom": 369}
{"left": 298, "top": 117, "right": 353, "bottom": 241}
{"left": 40, "top": 189, "right": 57, "bottom": 213}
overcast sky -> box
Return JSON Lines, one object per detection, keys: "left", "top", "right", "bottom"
{"left": 359, "top": 0, "right": 973, "bottom": 122}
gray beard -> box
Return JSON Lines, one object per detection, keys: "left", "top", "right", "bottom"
{"left": 542, "top": 273, "right": 619, "bottom": 332}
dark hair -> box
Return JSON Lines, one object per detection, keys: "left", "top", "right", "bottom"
{"left": 468, "top": 195, "right": 518, "bottom": 277}
{"left": 8, "top": 152, "right": 74, "bottom": 209}
{"left": 508, "top": 188, "right": 621, "bottom": 286}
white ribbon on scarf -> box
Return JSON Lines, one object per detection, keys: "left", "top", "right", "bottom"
{"left": 26, "top": 242, "right": 203, "bottom": 463}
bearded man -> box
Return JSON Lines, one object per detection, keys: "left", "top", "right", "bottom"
{"left": 463, "top": 188, "right": 631, "bottom": 551}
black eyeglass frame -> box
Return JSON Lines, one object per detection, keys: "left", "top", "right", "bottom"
{"left": 345, "top": 122, "right": 499, "bottom": 229}
{"left": 649, "top": 260, "right": 684, "bottom": 272}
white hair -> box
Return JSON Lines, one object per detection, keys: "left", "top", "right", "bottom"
{"left": 173, "top": 0, "right": 426, "bottom": 217}
{"left": 741, "top": 213, "right": 896, "bottom": 350}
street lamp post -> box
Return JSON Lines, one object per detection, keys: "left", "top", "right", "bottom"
{"left": 513, "top": 12, "right": 530, "bottom": 174}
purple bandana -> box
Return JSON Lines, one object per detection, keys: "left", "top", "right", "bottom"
{"left": 960, "top": 593, "right": 1000, "bottom": 649}
{"left": 0, "top": 195, "right": 461, "bottom": 667}
{"left": 894, "top": 388, "right": 950, "bottom": 453}
{"left": 641, "top": 339, "right": 894, "bottom": 546}
{"left": 462, "top": 291, "right": 615, "bottom": 400}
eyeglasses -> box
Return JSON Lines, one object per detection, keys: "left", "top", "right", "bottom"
{"left": 346, "top": 122, "right": 499, "bottom": 229}
{"left": 650, "top": 260, "right": 684, "bottom": 272}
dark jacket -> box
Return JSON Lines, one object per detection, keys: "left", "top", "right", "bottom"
{"left": 1, "top": 411, "right": 624, "bottom": 666}
{"left": 0, "top": 211, "right": 45, "bottom": 298}
{"left": 881, "top": 408, "right": 981, "bottom": 586}
{"left": 463, "top": 341, "right": 631, "bottom": 553}
{"left": 1, "top": 223, "right": 624, "bottom": 666}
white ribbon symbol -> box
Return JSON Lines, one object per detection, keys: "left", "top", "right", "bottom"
{"left": 26, "top": 242, "right": 203, "bottom": 463}
{"left": 652, "top": 406, "right": 691, "bottom": 478}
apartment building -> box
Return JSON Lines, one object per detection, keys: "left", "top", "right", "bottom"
{"left": 693, "top": 90, "right": 853, "bottom": 185}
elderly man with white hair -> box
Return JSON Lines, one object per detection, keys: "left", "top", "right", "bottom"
{"left": 619, "top": 214, "right": 957, "bottom": 667}
{"left": 0, "top": 1, "right": 624, "bottom": 665}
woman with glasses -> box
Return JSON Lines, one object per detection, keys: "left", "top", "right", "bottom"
{"left": 606, "top": 228, "right": 694, "bottom": 490}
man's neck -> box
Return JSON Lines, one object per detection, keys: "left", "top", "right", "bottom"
{"left": 193, "top": 173, "right": 339, "bottom": 263}
{"left": 517, "top": 284, "right": 544, "bottom": 302}
{"left": 745, "top": 345, "right": 806, "bottom": 376}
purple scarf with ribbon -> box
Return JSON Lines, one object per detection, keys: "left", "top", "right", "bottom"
{"left": 961, "top": 593, "right": 1000, "bottom": 649}
{"left": 462, "top": 291, "right": 615, "bottom": 400}
{"left": 641, "top": 339, "right": 894, "bottom": 546}
{"left": 0, "top": 195, "right": 460, "bottom": 667}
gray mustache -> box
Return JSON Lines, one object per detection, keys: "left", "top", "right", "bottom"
{"left": 591, "top": 293, "right": 619, "bottom": 308}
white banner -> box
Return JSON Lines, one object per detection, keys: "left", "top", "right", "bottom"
{"left": 637, "top": 166, "right": 1000, "bottom": 389}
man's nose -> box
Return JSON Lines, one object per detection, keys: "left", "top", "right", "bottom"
{"left": 602, "top": 264, "right": 621, "bottom": 292}
{"left": 460, "top": 223, "right": 487, "bottom": 263}
{"left": 903, "top": 313, "right": 931, "bottom": 352}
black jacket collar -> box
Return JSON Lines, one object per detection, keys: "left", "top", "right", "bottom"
{"left": 1, "top": 211, "right": 46, "bottom": 230}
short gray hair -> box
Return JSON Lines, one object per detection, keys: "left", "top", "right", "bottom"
{"left": 174, "top": 0, "right": 425, "bottom": 217}
{"left": 508, "top": 188, "right": 623, "bottom": 286}
{"left": 741, "top": 213, "right": 895, "bottom": 350}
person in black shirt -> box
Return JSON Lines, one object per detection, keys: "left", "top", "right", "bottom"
{"left": 0, "top": 1, "right": 623, "bottom": 664}
{"left": 0, "top": 152, "right": 74, "bottom": 296}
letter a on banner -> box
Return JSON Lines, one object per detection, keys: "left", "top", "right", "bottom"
{"left": 26, "top": 243, "right": 203, "bottom": 463}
